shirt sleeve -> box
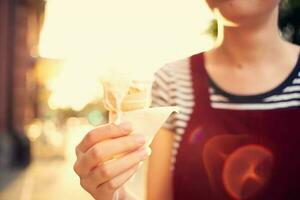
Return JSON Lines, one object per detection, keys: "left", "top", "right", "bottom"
{"left": 151, "top": 66, "right": 176, "bottom": 132}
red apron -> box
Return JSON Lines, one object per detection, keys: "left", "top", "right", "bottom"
{"left": 173, "top": 53, "right": 300, "bottom": 200}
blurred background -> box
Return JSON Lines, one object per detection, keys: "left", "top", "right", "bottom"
{"left": 0, "top": 0, "right": 299, "bottom": 199}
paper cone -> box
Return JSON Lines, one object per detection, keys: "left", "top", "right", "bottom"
{"left": 119, "top": 106, "right": 178, "bottom": 199}
{"left": 122, "top": 106, "right": 178, "bottom": 145}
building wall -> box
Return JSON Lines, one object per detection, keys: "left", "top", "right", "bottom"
{"left": 0, "top": 0, "right": 11, "bottom": 133}
{"left": 0, "top": 0, "right": 44, "bottom": 134}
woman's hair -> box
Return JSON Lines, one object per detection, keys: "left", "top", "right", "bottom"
{"left": 279, "top": 0, "right": 300, "bottom": 44}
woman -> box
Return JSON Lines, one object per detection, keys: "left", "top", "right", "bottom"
{"left": 74, "top": 0, "right": 300, "bottom": 199}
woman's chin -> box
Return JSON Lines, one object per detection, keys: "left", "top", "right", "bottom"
{"left": 215, "top": 8, "right": 278, "bottom": 28}
{"left": 207, "top": 0, "right": 279, "bottom": 26}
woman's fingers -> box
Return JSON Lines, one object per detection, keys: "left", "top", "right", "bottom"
{"left": 83, "top": 147, "right": 150, "bottom": 189}
{"left": 73, "top": 121, "right": 151, "bottom": 200}
{"left": 74, "top": 134, "right": 146, "bottom": 177}
{"left": 95, "top": 164, "right": 141, "bottom": 197}
{"left": 76, "top": 122, "right": 132, "bottom": 156}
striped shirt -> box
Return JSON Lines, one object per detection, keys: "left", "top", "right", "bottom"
{"left": 151, "top": 54, "right": 300, "bottom": 166}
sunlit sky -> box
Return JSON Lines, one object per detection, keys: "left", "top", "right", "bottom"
{"left": 39, "top": 0, "right": 215, "bottom": 110}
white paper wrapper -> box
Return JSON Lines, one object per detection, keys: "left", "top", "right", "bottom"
{"left": 117, "top": 106, "right": 179, "bottom": 199}
{"left": 122, "top": 107, "right": 178, "bottom": 145}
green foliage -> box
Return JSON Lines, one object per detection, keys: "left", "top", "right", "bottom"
{"left": 207, "top": 19, "right": 218, "bottom": 39}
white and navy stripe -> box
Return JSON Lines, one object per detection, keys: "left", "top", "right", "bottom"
{"left": 209, "top": 57, "right": 300, "bottom": 110}
{"left": 151, "top": 58, "right": 194, "bottom": 169}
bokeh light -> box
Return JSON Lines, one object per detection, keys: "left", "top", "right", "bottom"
{"left": 39, "top": 0, "right": 214, "bottom": 111}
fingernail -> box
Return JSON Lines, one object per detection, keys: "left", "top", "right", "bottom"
{"left": 138, "top": 161, "right": 143, "bottom": 168}
{"left": 139, "top": 148, "right": 149, "bottom": 160}
{"left": 134, "top": 135, "right": 146, "bottom": 145}
{"left": 118, "top": 121, "right": 132, "bottom": 132}
{"left": 146, "top": 147, "right": 152, "bottom": 156}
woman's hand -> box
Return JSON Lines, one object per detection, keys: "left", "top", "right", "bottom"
{"left": 73, "top": 122, "right": 149, "bottom": 200}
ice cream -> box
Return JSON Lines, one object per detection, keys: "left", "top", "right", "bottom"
{"left": 102, "top": 78, "right": 152, "bottom": 123}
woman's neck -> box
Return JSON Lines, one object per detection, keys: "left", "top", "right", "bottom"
{"left": 215, "top": 8, "right": 288, "bottom": 68}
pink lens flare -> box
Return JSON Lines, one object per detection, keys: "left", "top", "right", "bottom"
{"left": 202, "top": 134, "right": 274, "bottom": 199}
{"left": 222, "top": 144, "right": 274, "bottom": 199}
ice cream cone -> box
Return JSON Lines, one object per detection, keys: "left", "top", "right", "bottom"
{"left": 103, "top": 79, "right": 152, "bottom": 111}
